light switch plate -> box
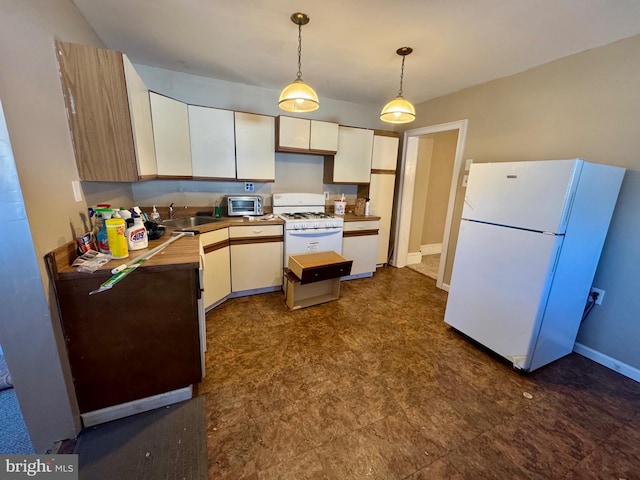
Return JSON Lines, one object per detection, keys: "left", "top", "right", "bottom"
{"left": 71, "top": 180, "right": 83, "bottom": 202}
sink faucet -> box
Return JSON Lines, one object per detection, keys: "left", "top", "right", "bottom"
{"left": 169, "top": 203, "right": 187, "bottom": 219}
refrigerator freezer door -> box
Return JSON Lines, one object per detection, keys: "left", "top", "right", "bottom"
{"left": 463, "top": 159, "right": 582, "bottom": 234}
{"left": 444, "top": 220, "right": 562, "bottom": 370}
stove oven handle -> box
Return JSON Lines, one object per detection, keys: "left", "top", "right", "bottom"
{"left": 287, "top": 229, "right": 342, "bottom": 237}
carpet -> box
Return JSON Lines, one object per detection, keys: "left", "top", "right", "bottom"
{"left": 75, "top": 396, "right": 207, "bottom": 480}
{"left": 0, "top": 355, "right": 12, "bottom": 391}
{"left": 0, "top": 388, "right": 35, "bottom": 454}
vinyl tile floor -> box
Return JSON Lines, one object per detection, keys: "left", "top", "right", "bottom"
{"left": 199, "top": 266, "right": 640, "bottom": 479}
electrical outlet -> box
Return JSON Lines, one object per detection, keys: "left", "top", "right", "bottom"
{"left": 462, "top": 175, "right": 469, "bottom": 187}
{"left": 590, "top": 287, "right": 605, "bottom": 305}
{"left": 71, "top": 180, "right": 83, "bottom": 202}
{"left": 323, "top": 191, "right": 330, "bottom": 200}
{"left": 244, "top": 182, "right": 254, "bottom": 192}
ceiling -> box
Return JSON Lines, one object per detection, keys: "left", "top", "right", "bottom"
{"left": 71, "top": 0, "right": 640, "bottom": 108}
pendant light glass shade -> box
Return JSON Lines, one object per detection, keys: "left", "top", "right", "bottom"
{"left": 381, "top": 47, "right": 416, "bottom": 124}
{"left": 279, "top": 79, "right": 319, "bottom": 113}
{"left": 380, "top": 95, "right": 416, "bottom": 123}
{"left": 279, "top": 13, "right": 319, "bottom": 113}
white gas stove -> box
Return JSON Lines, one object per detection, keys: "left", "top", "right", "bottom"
{"left": 272, "top": 193, "right": 344, "bottom": 266}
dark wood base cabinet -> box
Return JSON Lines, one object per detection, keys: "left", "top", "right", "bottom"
{"left": 46, "top": 243, "right": 202, "bottom": 414}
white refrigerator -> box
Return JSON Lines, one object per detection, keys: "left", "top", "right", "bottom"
{"left": 444, "top": 159, "right": 624, "bottom": 371}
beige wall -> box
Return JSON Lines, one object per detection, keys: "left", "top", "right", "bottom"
{"left": 408, "top": 137, "right": 434, "bottom": 253}
{"left": 422, "top": 130, "right": 457, "bottom": 246}
{"left": 402, "top": 34, "right": 640, "bottom": 370}
{"left": 0, "top": 0, "right": 105, "bottom": 450}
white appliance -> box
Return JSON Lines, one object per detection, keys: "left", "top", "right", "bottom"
{"left": 444, "top": 159, "right": 624, "bottom": 371}
{"left": 272, "top": 193, "right": 344, "bottom": 267}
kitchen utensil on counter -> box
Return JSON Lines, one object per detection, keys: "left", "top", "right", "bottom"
{"left": 89, "top": 231, "right": 195, "bottom": 295}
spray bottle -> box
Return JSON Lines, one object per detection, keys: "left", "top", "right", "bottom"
{"left": 126, "top": 211, "right": 149, "bottom": 251}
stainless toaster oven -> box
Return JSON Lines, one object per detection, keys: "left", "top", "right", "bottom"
{"left": 222, "top": 195, "right": 264, "bottom": 216}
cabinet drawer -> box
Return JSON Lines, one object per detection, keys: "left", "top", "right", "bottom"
{"left": 200, "top": 228, "right": 229, "bottom": 247}
{"left": 344, "top": 220, "right": 380, "bottom": 234}
{"left": 229, "top": 225, "right": 283, "bottom": 239}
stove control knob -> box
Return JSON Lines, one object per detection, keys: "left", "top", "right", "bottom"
{"left": 314, "top": 222, "right": 320, "bottom": 228}
{"left": 294, "top": 223, "right": 301, "bottom": 229}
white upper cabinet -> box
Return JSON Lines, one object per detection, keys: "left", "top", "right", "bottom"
{"left": 150, "top": 92, "right": 192, "bottom": 177}
{"left": 310, "top": 120, "right": 339, "bottom": 153}
{"left": 122, "top": 55, "right": 157, "bottom": 179}
{"left": 235, "top": 112, "right": 275, "bottom": 181}
{"left": 325, "top": 126, "right": 374, "bottom": 184}
{"left": 188, "top": 106, "right": 236, "bottom": 179}
{"left": 371, "top": 134, "right": 400, "bottom": 170}
{"left": 276, "top": 116, "right": 338, "bottom": 154}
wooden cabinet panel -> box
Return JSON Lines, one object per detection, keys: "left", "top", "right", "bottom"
{"left": 277, "top": 116, "right": 310, "bottom": 150}
{"left": 235, "top": 112, "right": 275, "bottom": 181}
{"left": 371, "top": 134, "right": 400, "bottom": 170}
{"left": 231, "top": 241, "right": 283, "bottom": 292}
{"left": 277, "top": 116, "right": 338, "bottom": 154}
{"left": 369, "top": 174, "right": 396, "bottom": 264}
{"left": 189, "top": 105, "right": 236, "bottom": 179}
{"left": 325, "top": 126, "right": 373, "bottom": 184}
{"left": 342, "top": 220, "right": 379, "bottom": 276}
{"left": 56, "top": 41, "right": 143, "bottom": 182}
{"left": 201, "top": 229, "right": 231, "bottom": 309}
{"left": 310, "top": 120, "right": 339, "bottom": 153}
{"left": 51, "top": 267, "right": 201, "bottom": 413}
{"left": 122, "top": 55, "right": 157, "bottom": 178}
{"left": 150, "top": 92, "right": 192, "bottom": 177}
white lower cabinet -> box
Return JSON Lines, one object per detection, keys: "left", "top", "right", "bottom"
{"left": 201, "top": 229, "right": 231, "bottom": 310}
{"left": 342, "top": 220, "right": 379, "bottom": 277}
{"left": 229, "top": 225, "right": 283, "bottom": 292}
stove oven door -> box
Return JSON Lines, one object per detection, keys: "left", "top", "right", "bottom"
{"left": 283, "top": 228, "right": 343, "bottom": 266}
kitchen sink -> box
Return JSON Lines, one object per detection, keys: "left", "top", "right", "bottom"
{"left": 161, "top": 216, "right": 222, "bottom": 229}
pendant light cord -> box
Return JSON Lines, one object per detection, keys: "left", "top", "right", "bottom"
{"left": 296, "top": 22, "right": 303, "bottom": 80}
{"left": 398, "top": 54, "right": 406, "bottom": 97}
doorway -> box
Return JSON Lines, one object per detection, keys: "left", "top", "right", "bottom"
{"left": 391, "top": 120, "right": 468, "bottom": 291}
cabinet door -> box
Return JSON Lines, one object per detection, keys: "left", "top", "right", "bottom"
{"left": 371, "top": 134, "right": 399, "bottom": 170}
{"left": 150, "top": 92, "right": 192, "bottom": 177}
{"left": 235, "top": 112, "right": 275, "bottom": 181}
{"left": 231, "top": 242, "right": 283, "bottom": 292}
{"left": 201, "top": 229, "right": 231, "bottom": 309}
{"left": 56, "top": 41, "right": 140, "bottom": 182}
{"left": 342, "top": 232, "right": 379, "bottom": 276}
{"left": 277, "top": 116, "right": 310, "bottom": 150}
{"left": 204, "top": 247, "right": 231, "bottom": 308}
{"left": 189, "top": 106, "right": 236, "bottom": 179}
{"left": 123, "top": 55, "right": 157, "bottom": 179}
{"left": 369, "top": 173, "right": 396, "bottom": 264}
{"left": 310, "top": 120, "right": 339, "bottom": 153}
{"left": 332, "top": 126, "right": 373, "bottom": 183}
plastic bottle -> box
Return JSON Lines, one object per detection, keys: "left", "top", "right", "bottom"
{"left": 150, "top": 205, "right": 161, "bottom": 223}
{"left": 105, "top": 217, "right": 128, "bottom": 259}
{"left": 95, "top": 208, "right": 113, "bottom": 254}
{"left": 365, "top": 198, "right": 370, "bottom": 216}
{"left": 125, "top": 213, "right": 148, "bottom": 251}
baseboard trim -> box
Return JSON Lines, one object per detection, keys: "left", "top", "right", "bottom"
{"left": 407, "top": 252, "right": 422, "bottom": 265}
{"left": 81, "top": 386, "right": 193, "bottom": 427}
{"left": 573, "top": 342, "right": 640, "bottom": 383}
{"left": 420, "top": 243, "right": 442, "bottom": 256}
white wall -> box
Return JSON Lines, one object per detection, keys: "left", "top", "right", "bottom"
{"left": 401, "top": 34, "right": 640, "bottom": 372}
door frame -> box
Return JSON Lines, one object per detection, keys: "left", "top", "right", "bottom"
{"left": 391, "top": 119, "right": 468, "bottom": 291}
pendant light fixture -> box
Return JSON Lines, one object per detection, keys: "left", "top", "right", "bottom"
{"left": 380, "top": 47, "right": 416, "bottom": 124}
{"left": 279, "top": 12, "right": 319, "bottom": 113}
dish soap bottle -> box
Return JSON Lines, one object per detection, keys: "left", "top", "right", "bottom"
{"left": 150, "top": 205, "right": 161, "bottom": 223}
{"left": 126, "top": 212, "right": 148, "bottom": 251}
